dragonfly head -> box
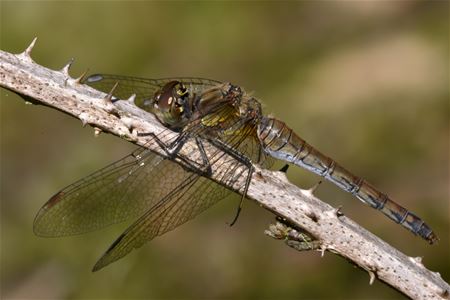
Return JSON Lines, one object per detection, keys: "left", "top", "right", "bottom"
{"left": 151, "top": 81, "right": 191, "bottom": 130}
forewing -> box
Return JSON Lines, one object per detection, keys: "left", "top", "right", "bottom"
{"left": 84, "top": 74, "right": 222, "bottom": 109}
{"left": 34, "top": 147, "right": 190, "bottom": 237}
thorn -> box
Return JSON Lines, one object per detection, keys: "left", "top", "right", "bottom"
{"left": 61, "top": 58, "right": 74, "bottom": 76}
{"left": 409, "top": 256, "right": 424, "bottom": 266}
{"left": 130, "top": 128, "right": 138, "bottom": 138}
{"left": 279, "top": 164, "right": 289, "bottom": 173}
{"left": 335, "top": 206, "right": 344, "bottom": 217}
{"left": 105, "top": 82, "right": 119, "bottom": 103}
{"left": 368, "top": 270, "right": 376, "bottom": 285}
{"left": 21, "top": 37, "right": 37, "bottom": 58}
{"left": 74, "top": 68, "right": 89, "bottom": 84}
{"left": 320, "top": 247, "right": 326, "bottom": 257}
{"left": 94, "top": 127, "right": 102, "bottom": 136}
{"left": 80, "top": 117, "right": 88, "bottom": 127}
{"left": 127, "top": 94, "right": 137, "bottom": 104}
{"left": 120, "top": 117, "right": 138, "bottom": 136}
{"left": 103, "top": 84, "right": 120, "bottom": 116}
{"left": 78, "top": 112, "right": 89, "bottom": 127}
{"left": 307, "top": 180, "right": 322, "bottom": 195}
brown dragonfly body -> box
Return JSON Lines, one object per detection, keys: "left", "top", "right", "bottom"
{"left": 34, "top": 75, "right": 437, "bottom": 271}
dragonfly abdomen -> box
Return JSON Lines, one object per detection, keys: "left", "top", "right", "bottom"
{"left": 257, "top": 117, "right": 438, "bottom": 244}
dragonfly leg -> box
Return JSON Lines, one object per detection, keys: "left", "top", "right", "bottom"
{"left": 193, "top": 137, "right": 256, "bottom": 226}
{"left": 228, "top": 165, "right": 254, "bottom": 226}
{"left": 138, "top": 131, "right": 215, "bottom": 177}
{"left": 138, "top": 131, "right": 189, "bottom": 157}
{"left": 141, "top": 131, "right": 255, "bottom": 226}
{"left": 207, "top": 139, "right": 255, "bottom": 226}
{"left": 195, "top": 138, "right": 213, "bottom": 176}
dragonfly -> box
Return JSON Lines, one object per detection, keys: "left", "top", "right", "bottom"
{"left": 34, "top": 74, "right": 438, "bottom": 272}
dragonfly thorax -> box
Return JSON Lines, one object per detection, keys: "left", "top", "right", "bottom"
{"left": 213, "top": 83, "right": 263, "bottom": 123}
{"left": 238, "top": 95, "right": 263, "bottom": 123}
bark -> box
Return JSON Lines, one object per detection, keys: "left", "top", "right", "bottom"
{"left": 1, "top": 39, "right": 448, "bottom": 300}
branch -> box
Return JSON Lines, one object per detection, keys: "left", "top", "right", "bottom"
{"left": 1, "top": 39, "right": 448, "bottom": 300}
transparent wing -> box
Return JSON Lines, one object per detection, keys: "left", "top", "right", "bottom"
{"left": 35, "top": 130, "right": 249, "bottom": 271}
{"left": 223, "top": 123, "right": 274, "bottom": 169}
{"left": 34, "top": 147, "right": 192, "bottom": 237}
{"left": 92, "top": 155, "right": 245, "bottom": 271}
{"left": 84, "top": 74, "right": 222, "bottom": 109}
{"left": 37, "top": 73, "right": 269, "bottom": 270}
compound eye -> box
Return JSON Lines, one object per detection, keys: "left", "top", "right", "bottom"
{"left": 174, "top": 99, "right": 184, "bottom": 113}
{"left": 153, "top": 92, "right": 161, "bottom": 107}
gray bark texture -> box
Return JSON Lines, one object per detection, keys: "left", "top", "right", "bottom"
{"left": 1, "top": 39, "right": 448, "bottom": 300}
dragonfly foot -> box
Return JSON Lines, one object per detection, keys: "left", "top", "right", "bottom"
{"left": 228, "top": 194, "right": 245, "bottom": 227}
{"left": 227, "top": 205, "right": 241, "bottom": 227}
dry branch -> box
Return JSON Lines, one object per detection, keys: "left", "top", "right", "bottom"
{"left": 1, "top": 39, "right": 448, "bottom": 300}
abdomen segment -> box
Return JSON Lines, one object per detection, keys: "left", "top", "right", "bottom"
{"left": 257, "top": 117, "right": 438, "bottom": 244}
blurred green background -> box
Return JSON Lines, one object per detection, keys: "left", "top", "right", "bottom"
{"left": 1, "top": 1, "right": 448, "bottom": 299}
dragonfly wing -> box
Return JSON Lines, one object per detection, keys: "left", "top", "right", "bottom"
{"left": 92, "top": 173, "right": 233, "bottom": 271}
{"left": 84, "top": 74, "right": 222, "bottom": 109}
{"left": 223, "top": 123, "right": 274, "bottom": 169}
{"left": 34, "top": 147, "right": 191, "bottom": 237}
{"left": 92, "top": 136, "right": 250, "bottom": 271}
